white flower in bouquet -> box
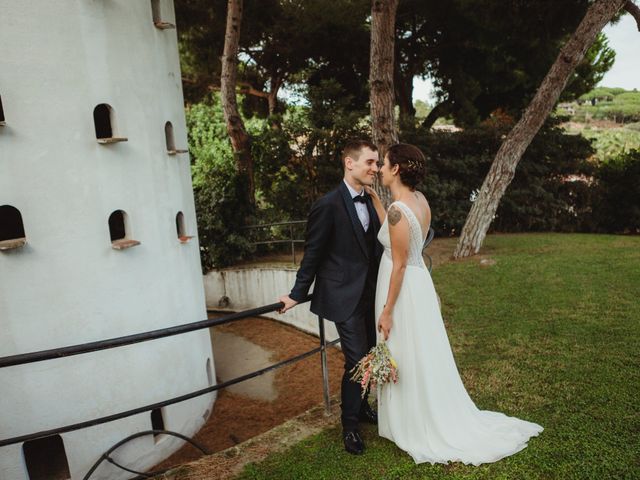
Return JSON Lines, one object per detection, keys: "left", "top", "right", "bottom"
{"left": 350, "top": 341, "right": 398, "bottom": 398}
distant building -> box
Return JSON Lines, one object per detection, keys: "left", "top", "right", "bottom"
{"left": 0, "top": 1, "right": 215, "bottom": 479}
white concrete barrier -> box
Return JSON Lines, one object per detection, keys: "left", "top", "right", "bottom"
{"left": 203, "top": 268, "right": 340, "bottom": 343}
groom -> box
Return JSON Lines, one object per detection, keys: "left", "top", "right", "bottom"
{"left": 278, "top": 139, "right": 383, "bottom": 455}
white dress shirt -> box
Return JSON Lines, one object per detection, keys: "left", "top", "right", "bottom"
{"left": 343, "top": 179, "right": 370, "bottom": 231}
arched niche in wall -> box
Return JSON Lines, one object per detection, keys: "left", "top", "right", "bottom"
{"left": 176, "top": 211, "right": 193, "bottom": 243}
{"left": 206, "top": 357, "right": 213, "bottom": 386}
{"left": 108, "top": 209, "right": 140, "bottom": 250}
{"left": 0, "top": 205, "right": 27, "bottom": 251}
{"left": 94, "top": 104, "right": 127, "bottom": 144}
{"left": 151, "top": 0, "right": 175, "bottom": 29}
{"left": 165, "top": 121, "right": 187, "bottom": 155}
{"left": 151, "top": 407, "right": 166, "bottom": 442}
{"left": 23, "top": 434, "right": 71, "bottom": 480}
{"left": 0, "top": 95, "right": 5, "bottom": 126}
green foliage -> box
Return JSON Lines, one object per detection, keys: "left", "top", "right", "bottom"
{"left": 579, "top": 86, "right": 631, "bottom": 101}
{"left": 580, "top": 104, "right": 640, "bottom": 124}
{"left": 193, "top": 173, "right": 255, "bottom": 271}
{"left": 252, "top": 80, "right": 370, "bottom": 220}
{"left": 186, "top": 83, "right": 636, "bottom": 271}
{"left": 579, "top": 128, "right": 640, "bottom": 161}
{"left": 187, "top": 100, "right": 234, "bottom": 188}
{"left": 188, "top": 89, "right": 370, "bottom": 270}
{"left": 186, "top": 97, "right": 257, "bottom": 270}
{"left": 413, "top": 0, "right": 614, "bottom": 127}
{"left": 560, "top": 87, "right": 640, "bottom": 161}
{"left": 176, "top": 0, "right": 371, "bottom": 112}
{"left": 237, "top": 234, "right": 640, "bottom": 480}
{"left": 404, "top": 122, "right": 596, "bottom": 236}
{"left": 413, "top": 100, "right": 431, "bottom": 120}
{"left": 563, "top": 33, "right": 616, "bottom": 102}
{"left": 176, "top": 1, "right": 615, "bottom": 127}
{"left": 572, "top": 89, "right": 640, "bottom": 124}
{"left": 614, "top": 92, "right": 640, "bottom": 104}
{"left": 406, "top": 127, "right": 499, "bottom": 235}
{"left": 594, "top": 150, "right": 640, "bottom": 233}
{"left": 495, "top": 125, "right": 596, "bottom": 232}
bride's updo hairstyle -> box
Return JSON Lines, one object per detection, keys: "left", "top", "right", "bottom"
{"left": 387, "top": 143, "right": 426, "bottom": 190}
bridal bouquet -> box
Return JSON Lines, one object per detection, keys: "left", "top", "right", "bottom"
{"left": 350, "top": 341, "right": 398, "bottom": 398}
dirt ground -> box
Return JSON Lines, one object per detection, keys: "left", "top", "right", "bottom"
{"left": 154, "top": 317, "right": 345, "bottom": 472}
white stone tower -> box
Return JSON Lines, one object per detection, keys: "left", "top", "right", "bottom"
{"left": 0, "top": 1, "right": 215, "bottom": 478}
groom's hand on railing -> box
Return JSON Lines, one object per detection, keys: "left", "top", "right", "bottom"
{"left": 277, "top": 295, "right": 299, "bottom": 314}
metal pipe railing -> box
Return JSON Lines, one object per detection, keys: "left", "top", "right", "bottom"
{"left": 243, "top": 219, "right": 306, "bottom": 264}
{"left": 0, "top": 301, "right": 301, "bottom": 369}
{"left": 243, "top": 220, "right": 306, "bottom": 229}
{"left": 0, "top": 296, "right": 342, "bottom": 450}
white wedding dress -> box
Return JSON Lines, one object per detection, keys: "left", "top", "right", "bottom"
{"left": 375, "top": 201, "right": 543, "bottom": 465}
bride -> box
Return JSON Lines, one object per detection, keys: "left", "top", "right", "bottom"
{"left": 366, "top": 143, "right": 543, "bottom": 465}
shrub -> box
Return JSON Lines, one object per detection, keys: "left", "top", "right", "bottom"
{"left": 593, "top": 150, "right": 640, "bottom": 233}
{"left": 193, "top": 171, "right": 255, "bottom": 271}
{"left": 187, "top": 97, "right": 256, "bottom": 270}
{"left": 403, "top": 121, "right": 595, "bottom": 235}
{"left": 495, "top": 124, "right": 596, "bottom": 232}
{"left": 252, "top": 80, "right": 370, "bottom": 220}
{"left": 404, "top": 127, "right": 498, "bottom": 236}
{"left": 188, "top": 88, "right": 369, "bottom": 270}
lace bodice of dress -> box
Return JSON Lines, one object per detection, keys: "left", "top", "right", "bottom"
{"left": 377, "top": 201, "right": 428, "bottom": 268}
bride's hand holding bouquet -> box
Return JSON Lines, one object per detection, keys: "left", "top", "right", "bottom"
{"left": 377, "top": 308, "right": 393, "bottom": 341}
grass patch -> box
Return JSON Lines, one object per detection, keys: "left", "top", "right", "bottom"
{"left": 237, "top": 234, "right": 640, "bottom": 480}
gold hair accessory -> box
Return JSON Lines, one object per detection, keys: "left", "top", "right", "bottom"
{"left": 406, "top": 159, "right": 422, "bottom": 171}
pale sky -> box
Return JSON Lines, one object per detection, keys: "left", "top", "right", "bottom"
{"left": 413, "top": 13, "right": 640, "bottom": 103}
{"left": 600, "top": 15, "right": 639, "bottom": 90}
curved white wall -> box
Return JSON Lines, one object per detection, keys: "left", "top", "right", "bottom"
{"left": 0, "top": 1, "right": 215, "bottom": 479}
{"left": 203, "top": 268, "right": 340, "bottom": 343}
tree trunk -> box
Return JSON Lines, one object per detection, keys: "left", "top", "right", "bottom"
{"left": 267, "top": 76, "right": 283, "bottom": 116}
{"left": 267, "top": 91, "right": 278, "bottom": 116}
{"left": 626, "top": 1, "right": 640, "bottom": 30}
{"left": 267, "top": 75, "right": 283, "bottom": 129}
{"left": 454, "top": 0, "right": 625, "bottom": 259}
{"left": 421, "top": 99, "right": 452, "bottom": 130}
{"left": 395, "top": 66, "right": 416, "bottom": 132}
{"left": 370, "top": 0, "right": 399, "bottom": 207}
{"left": 221, "top": 0, "right": 255, "bottom": 207}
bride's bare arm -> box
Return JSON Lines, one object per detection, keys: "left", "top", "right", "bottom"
{"left": 378, "top": 205, "right": 409, "bottom": 340}
{"left": 365, "top": 186, "right": 386, "bottom": 225}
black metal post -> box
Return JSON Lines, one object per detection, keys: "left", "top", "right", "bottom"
{"left": 318, "top": 315, "right": 331, "bottom": 415}
{"left": 290, "top": 224, "right": 296, "bottom": 264}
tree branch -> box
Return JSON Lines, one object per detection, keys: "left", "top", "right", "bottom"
{"left": 237, "top": 82, "right": 269, "bottom": 99}
{"left": 421, "top": 99, "right": 452, "bottom": 130}
{"left": 626, "top": 1, "right": 640, "bottom": 31}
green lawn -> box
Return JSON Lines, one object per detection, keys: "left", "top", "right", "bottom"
{"left": 238, "top": 234, "right": 640, "bottom": 480}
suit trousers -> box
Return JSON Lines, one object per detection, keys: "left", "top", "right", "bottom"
{"left": 335, "top": 286, "right": 377, "bottom": 431}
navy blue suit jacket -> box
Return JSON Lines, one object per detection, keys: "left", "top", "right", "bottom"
{"left": 289, "top": 182, "right": 383, "bottom": 322}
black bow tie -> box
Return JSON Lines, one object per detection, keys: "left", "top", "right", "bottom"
{"left": 353, "top": 195, "right": 367, "bottom": 204}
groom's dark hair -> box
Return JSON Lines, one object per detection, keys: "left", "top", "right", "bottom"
{"left": 342, "top": 139, "right": 377, "bottom": 166}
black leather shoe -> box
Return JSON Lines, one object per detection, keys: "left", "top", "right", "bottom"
{"left": 342, "top": 430, "right": 365, "bottom": 455}
{"left": 358, "top": 403, "right": 378, "bottom": 425}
